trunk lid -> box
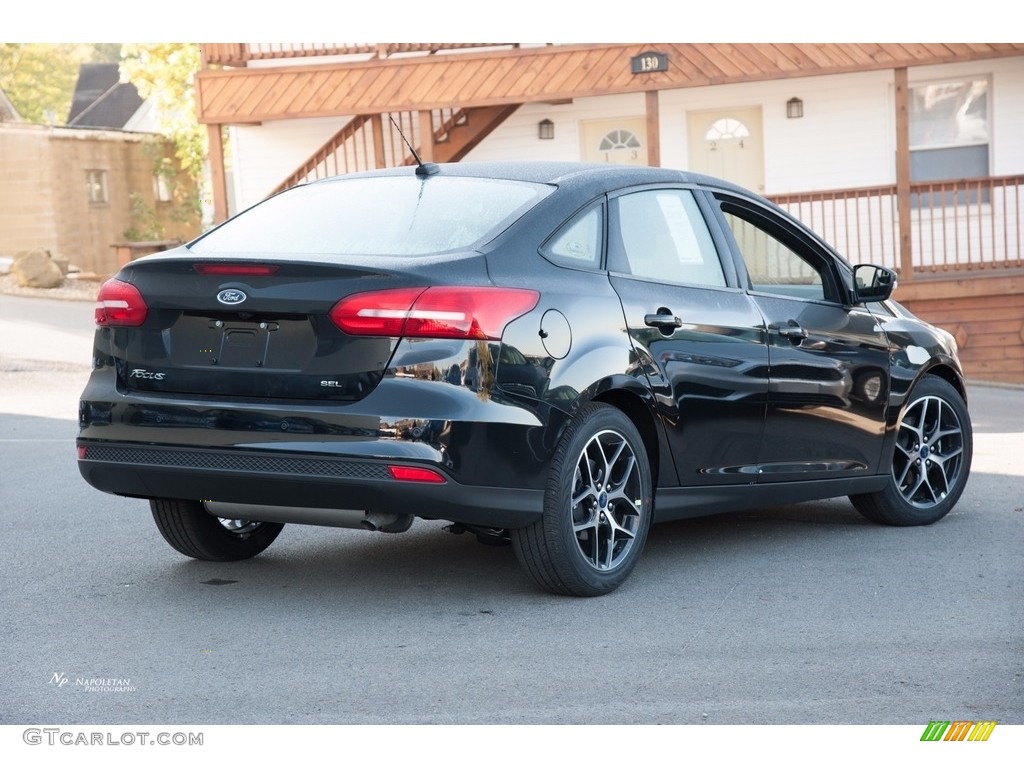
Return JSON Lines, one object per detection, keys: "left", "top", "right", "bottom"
{"left": 103, "top": 250, "right": 491, "bottom": 402}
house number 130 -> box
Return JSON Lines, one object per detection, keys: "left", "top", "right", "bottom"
{"left": 631, "top": 52, "right": 667, "bottom": 75}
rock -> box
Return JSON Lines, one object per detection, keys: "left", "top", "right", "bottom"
{"left": 12, "top": 250, "right": 65, "bottom": 289}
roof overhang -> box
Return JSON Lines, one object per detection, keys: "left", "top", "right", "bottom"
{"left": 195, "top": 42, "right": 1024, "bottom": 125}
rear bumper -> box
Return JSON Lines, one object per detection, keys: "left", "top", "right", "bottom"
{"left": 76, "top": 342, "right": 572, "bottom": 526}
{"left": 77, "top": 440, "right": 544, "bottom": 528}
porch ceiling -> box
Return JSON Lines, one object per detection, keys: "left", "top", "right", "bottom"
{"left": 195, "top": 42, "right": 1024, "bottom": 125}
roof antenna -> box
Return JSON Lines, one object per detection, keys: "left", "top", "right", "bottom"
{"left": 389, "top": 114, "right": 440, "bottom": 178}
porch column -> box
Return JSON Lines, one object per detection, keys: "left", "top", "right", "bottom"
{"left": 894, "top": 67, "right": 913, "bottom": 281}
{"left": 371, "top": 114, "right": 386, "bottom": 170}
{"left": 206, "top": 123, "right": 229, "bottom": 225}
{"left": 418, "top": 110, "right": 435, "bottom": 163}
{"left": 645, "top": 91, "right": 661, "bottom": 167}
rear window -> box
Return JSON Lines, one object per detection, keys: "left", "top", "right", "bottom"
{"left": 190, "top": 175, "right": 552, "bottom": 257}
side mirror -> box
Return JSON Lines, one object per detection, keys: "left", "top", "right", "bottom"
{"left": 852, "top": 264, "right": 897, "bottom": 304}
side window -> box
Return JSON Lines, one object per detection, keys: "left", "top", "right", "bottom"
{"left": 615, "top": 189, "right": 725, "bottom": 287}
{"left": 719, "top": 205, "right": 830, "bottom": 302}
{"left": 542, "top": 205, "right": 602, "bottom": 269}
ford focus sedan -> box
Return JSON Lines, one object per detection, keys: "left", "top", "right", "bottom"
{"left": 77, "top": 162, "right": 972, "bottom": 596}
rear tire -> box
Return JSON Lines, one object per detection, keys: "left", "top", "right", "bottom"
{"left": 850, "top": 375, "right": 972, "bottom": 526}
{"left": 512, "top": 402, "right": 652, "bottom": 596}
{"left": 151, "top": 499, "right": 284, "bottom": 561}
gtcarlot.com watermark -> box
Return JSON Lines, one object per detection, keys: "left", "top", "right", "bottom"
{"left": 23, "top": 728, "right": 203, "bottom": 746}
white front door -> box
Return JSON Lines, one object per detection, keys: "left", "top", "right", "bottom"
{"left": 687, "top": 107, "right": 765, "bottom": 193}
{"left": 581, "top": 117, "right": 648, "bottom": 166}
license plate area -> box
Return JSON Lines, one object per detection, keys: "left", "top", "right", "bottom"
{"left": 171, "top": 315, "right": 312, "bottom": 370}
{"left": 120, "top": 312, "right": 391, "bottom": 401}
{"left": 216, "top": 322, "right": 272, "bottom": 368}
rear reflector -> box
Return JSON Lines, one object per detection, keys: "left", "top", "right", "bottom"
{"left": 95, "top": 279, "right": 148, "bottom": 327}
{"left": 194, "top": 264, "right": 280, "bottom": 276}
{"left": 330, "top": 286, "right": 539, "bottom": 340}
{"left": 387, "top": 466, "right": 446, "bottom": 484}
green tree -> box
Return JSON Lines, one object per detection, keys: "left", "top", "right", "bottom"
{"left": 119, "top": 44, "right": 207, "bottom": 190}
{"left": 0, "top": 43, "right": 95, "bottom": 123}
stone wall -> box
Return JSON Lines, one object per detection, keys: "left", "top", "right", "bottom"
{"left": 0, "top": 123, "right": 199, "bottom": 276}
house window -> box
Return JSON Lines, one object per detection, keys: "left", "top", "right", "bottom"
{"left": 582, "top": 117, "right": 647, "bottom": 165}
{"left": 597, "top": 128, "right": 643, "bottom": 163}
{"left": 598, "top": 129, "right": 641, "bottom": 152}
{"left": 86, "top": 170, "right": 108, "bottom": 204}
{"left": 909, "top": 78, "right": 989, "bottom": 206}
{"left": 154, "top": 174, "right": 172, "bottom": 203}
{"left": 704, "top": 118, "right": 750, "bottom": 142}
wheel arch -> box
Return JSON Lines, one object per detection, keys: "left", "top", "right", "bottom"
{"left": 919, "top": 360, "right": 968, "bottom": 401}
{"left": 851, "top": 370, "right": 972, "bottom": 526}
{"left": 591, "top": 386, "right": 666, "bottom": 490}
{"left": 880, "top": 357, "right": 969, "bottom": 475}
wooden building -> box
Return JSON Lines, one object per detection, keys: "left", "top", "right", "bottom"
{"left": 194, "top": 43, "right": 1024, "bottom": 384}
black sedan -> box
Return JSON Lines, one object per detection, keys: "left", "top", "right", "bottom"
{"left": 77, "top": 162, "right": 972, "bottom": 596}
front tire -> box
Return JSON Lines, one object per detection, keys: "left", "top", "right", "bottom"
{"left": 512, "top": 403, "right": 652, "bottom": 596}
{"left": 850, "top": 375, "right": 972, "bottom": 526}
{"left": 151, "top": 499, "right": 284, "bottom": 561}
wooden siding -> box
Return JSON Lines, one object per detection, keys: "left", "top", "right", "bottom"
{"left": 195, "top": 43, "right": 1024, "bottom": 125}
{"left": 896, "top": 276, "right": 1024, "bottom": 385}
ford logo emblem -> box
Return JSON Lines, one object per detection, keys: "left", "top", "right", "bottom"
{"left": 217, "top": 289, "right": 248, "bottom": 305}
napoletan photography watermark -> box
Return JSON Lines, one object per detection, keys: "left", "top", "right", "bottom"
{"left": 49, "top": 672, "right": 136, "bottom": 693}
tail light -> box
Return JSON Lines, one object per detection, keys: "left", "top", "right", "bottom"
{"left": 95, "top": 279, "right": 148, "bottom": 327}
{"left": 330, "top": 286, "right": 539, "bottom": 340}
{"left": 193, "top": 263, "right": 279, "bottom": 276}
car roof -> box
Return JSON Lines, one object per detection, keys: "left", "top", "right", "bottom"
{"left": 307, "top": 161, "right": 755, "bottom": 198}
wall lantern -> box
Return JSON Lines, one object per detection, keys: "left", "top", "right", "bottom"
{"left": 538, "top": 119, "right": 555, "bottom": 140}
{"left": 786, "top": 97, "right": 804, "bottom": 119}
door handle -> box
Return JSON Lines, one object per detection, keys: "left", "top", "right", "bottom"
{"left": 644, "top": 310, "right": 682, "bottom": 331}
{"left": 778, "top": 325, "right": 808, "bottom": 340}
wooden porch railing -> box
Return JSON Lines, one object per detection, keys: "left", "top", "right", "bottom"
{"left": 768, "top": 175, "right": 1024, "bottom": 278}
{"left": 202, "top": 43, "right": 521, "bottom": 67}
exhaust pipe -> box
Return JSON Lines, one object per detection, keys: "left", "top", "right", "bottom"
{"left": 204, "top": 502, "right": 414, "bottom": 533}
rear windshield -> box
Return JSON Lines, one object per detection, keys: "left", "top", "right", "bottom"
{"left": 190, "top": 175, "right": 552, "bottom": 257}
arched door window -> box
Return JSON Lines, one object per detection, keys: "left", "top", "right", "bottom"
{"left": 704, "top": 118, "right": 750, "bottom": 150}
{"left": 581, "top": 118, "right": 648, "bottom": 165}
{"left": 599, "top": 129, "right": 642, "bottom": 152}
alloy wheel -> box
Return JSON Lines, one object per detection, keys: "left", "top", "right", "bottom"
{"left": 570, "top": 429, "right": 645, "bottom": 571}
{"left": 892, "top": 394, "right": 967, "bottom": 508}
{"left": 216, "top": 517, "right": 262, "bottom": 535}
